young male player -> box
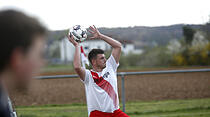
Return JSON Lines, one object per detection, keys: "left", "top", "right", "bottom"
{"left": 0, "top": 10, "right": 47, "bottom": 117}
{"left": 68, "top": 25, "right": 129, "bottom": 117}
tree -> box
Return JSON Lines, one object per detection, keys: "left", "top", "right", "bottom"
{"left": 183, "top": 26, "right": 195, "bottom": 45}
{"left": 201, "top": 16, "right": 210, "bottom": 41}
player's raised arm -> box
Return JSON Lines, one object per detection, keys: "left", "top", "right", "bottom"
{"left": 67, "top": 35, "right": 86, "bottom": 81}
{"left": 88, "top": 25, "right": 122, "bottom": 63}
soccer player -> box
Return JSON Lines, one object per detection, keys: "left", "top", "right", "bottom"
{"left": 68, "top": 25, "right": 129, "bottom": 117}
{"left": 0, "top": 10, "right": 47, "bottom": 117}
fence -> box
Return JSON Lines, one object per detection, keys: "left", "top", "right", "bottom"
{"left": 36, "top": 68, "right": 210, "bottom": 113}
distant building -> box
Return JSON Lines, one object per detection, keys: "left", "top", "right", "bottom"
{"left": 60, "top": 37, "right": 111, "bottom": 62}
{"left": 81, "top": 39, "right": 111, "bottom": 52}
{"left": 120, "top": 40, "right": 143, "bottom": 55}
{"left": 60, "top": 37, "right": 143, "bottom": 62}
{"left": 60, "top": 37, "right": 75, "bottom": 62}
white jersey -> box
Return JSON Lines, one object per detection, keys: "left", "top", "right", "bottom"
{"left": 82, "top": 55, "right": 119, "bottom": 115}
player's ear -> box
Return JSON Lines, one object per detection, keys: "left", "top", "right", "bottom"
{"left": 10, "top": 48, "right": 26, "bottom": 73}
{"left": 92, "top": 59, "right": 96, "bottom": 66}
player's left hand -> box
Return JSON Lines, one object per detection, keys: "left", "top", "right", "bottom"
{"left": 88, "top": 25, "right": 102, "bottom": 39}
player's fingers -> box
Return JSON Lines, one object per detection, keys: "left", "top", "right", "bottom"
{"left": 67, "top": 34, "right": 74, "bottom": 42}
{"left": 68, "top": 37, "right": 73, "bottom": 42}
{"left": 66, "top": 35, "right": 70, "bottom": 39}
{"left": 67, "top": 36, "right": 73, "bottom": 43}
{"left": 93, "top": 25, "right": 97, "bottom": 30}
{"left": 67, "top": 33, "right": 72, "bottom": 40}
{"left": 89, "top": 26, "right": 95, "bottom": 31}
{"left": 70, "top": 38, "right": 77, "bottom": 44}
{"left": 70, "top": 34, "right": 74, "bottom": 40}
{"left": 88, "top": 29, "right": 94, "bottom": 34}
{"left": 67, "top": 37, "right": 72, "bottom": 43}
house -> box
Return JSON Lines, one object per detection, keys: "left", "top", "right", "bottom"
{"left": 120, "top": 40, "right": 143, "bottom": 55}
{"left": 60, "top": 37, "right": 111, "bottom": 62}
{"left": 60, "top": 37, "right": 143, "bottom": 62}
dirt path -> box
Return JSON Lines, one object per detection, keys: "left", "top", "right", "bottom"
{"left": 11, "top": 68, "right": 210, "bottom": 106}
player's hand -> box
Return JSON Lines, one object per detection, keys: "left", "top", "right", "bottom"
{"left": 67, "top": 33, "right": 79, "bottom": 47}
{"left": 88, "top": 25, "right": 102, "bottom": 39}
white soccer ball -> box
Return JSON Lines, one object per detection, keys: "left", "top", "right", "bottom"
{"left": 69, "top": 25, "right": 87, "bottom": 42}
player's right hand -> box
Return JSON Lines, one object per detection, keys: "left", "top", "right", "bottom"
{"left": 67, "top": 33, "right": 79, "bottom": 47}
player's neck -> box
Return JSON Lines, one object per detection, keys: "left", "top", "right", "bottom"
{"left": 92, "top": 66, "right": 103, "bottom": 72}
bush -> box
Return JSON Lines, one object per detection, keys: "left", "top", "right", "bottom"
{"left": 119, "top": 46, "right": 173, "bottom": 68}
{"left": 172, "top": 43, "right": 210, "bottom": 66}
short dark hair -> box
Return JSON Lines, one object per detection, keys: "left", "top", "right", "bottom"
{"left": 88, "top": 49, "right": 104, "bottom": 64}
{"left": 0, "top": 10, "right": 47, "bottom": 72}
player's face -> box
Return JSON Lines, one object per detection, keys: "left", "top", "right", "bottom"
{"left": 11, "top": 36, "right": 46, "bottom": 89}
{"left": 95, "top": 54, "right": 107, "bottom": 69}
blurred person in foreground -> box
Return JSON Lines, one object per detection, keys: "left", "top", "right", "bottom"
{"left": 0, "top": 10, "right": 47, "bottom": 117}
{"left": 68, "top": 25, "right": 129, "bottom": 117}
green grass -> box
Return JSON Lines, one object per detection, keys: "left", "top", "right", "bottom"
{"left": 16, "top": 98, "right": 210, "bottom": 117}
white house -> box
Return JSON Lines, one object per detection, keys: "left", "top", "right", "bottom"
{"left": 81, "top": 39, "right": 111, "bottom": 52}
{"left": 60, "top": 37, "right": 111, "bottom": 62}
{"left": 60, "top": 37, "right": 143, "bottom": 62}
{"left": 121, "top": 42, "right": 143, "bottom": 55}
{"left": 60, "top": 37, "right": 75, "bottom": 62}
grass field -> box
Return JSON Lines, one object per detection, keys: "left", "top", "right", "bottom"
{"left": 16, "top": 98, "right": 210, "bottom": 117}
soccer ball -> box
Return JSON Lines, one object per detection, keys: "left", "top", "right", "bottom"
{"left": 69, "top": 25, "right": 87, "bottom": 42}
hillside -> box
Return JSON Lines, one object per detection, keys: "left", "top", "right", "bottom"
{"left": 47, "top": 24, "right": 202, "bottom": 48}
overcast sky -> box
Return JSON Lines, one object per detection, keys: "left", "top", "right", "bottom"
{"left": 0, "top": 0, "right": 210, "bottom": 30}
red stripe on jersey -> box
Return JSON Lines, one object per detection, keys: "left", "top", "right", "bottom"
{"left": 80, "top": 46, "right": 87, "bottom": 57}
{"left": 90, "top": 71, "right": 118, "bottom": 108}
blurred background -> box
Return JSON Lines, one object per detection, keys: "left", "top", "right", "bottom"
{"left": 1, "top": 0, "right": 210, "bottom": 117}
{"left": 1, "top": 0, "right": 210, "bottom": 69}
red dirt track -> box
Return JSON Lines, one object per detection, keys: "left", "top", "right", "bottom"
{"left": 11, "top": 69, "right": 210, "bottom": 106}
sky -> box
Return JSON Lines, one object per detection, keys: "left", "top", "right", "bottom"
{"left": 0, "top": 0, "right": 210, "bottom": 30}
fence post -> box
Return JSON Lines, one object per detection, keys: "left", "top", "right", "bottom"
{"left": 121, "top": 74, "right": 126, "bottom": 112}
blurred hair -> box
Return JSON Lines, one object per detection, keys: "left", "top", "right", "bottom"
{"left": 0, "top": 10, "right": 47, "bottom": 72}
{"left": 88, "top": 49, "right": 104, "bottom": 64}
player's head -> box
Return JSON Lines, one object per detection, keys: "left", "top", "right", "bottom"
{"left": 0, "top": 10, "right": 47, "bottom": 89}
{"left": 88, "top": 49, "right": 106, "bottom": 69}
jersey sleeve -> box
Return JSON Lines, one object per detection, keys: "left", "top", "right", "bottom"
{"left": 81, "top": 69, "right": 90, "bottom": 84}
{"left": 107, "top": 55, "right": 119, "bottom": 72}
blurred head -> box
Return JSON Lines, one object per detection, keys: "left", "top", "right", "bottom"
{"left": 88, "top": 49, "right": 106, "bottom": 69}
{"left": 0, "top": 10, "right": 47, "bottom": 89}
